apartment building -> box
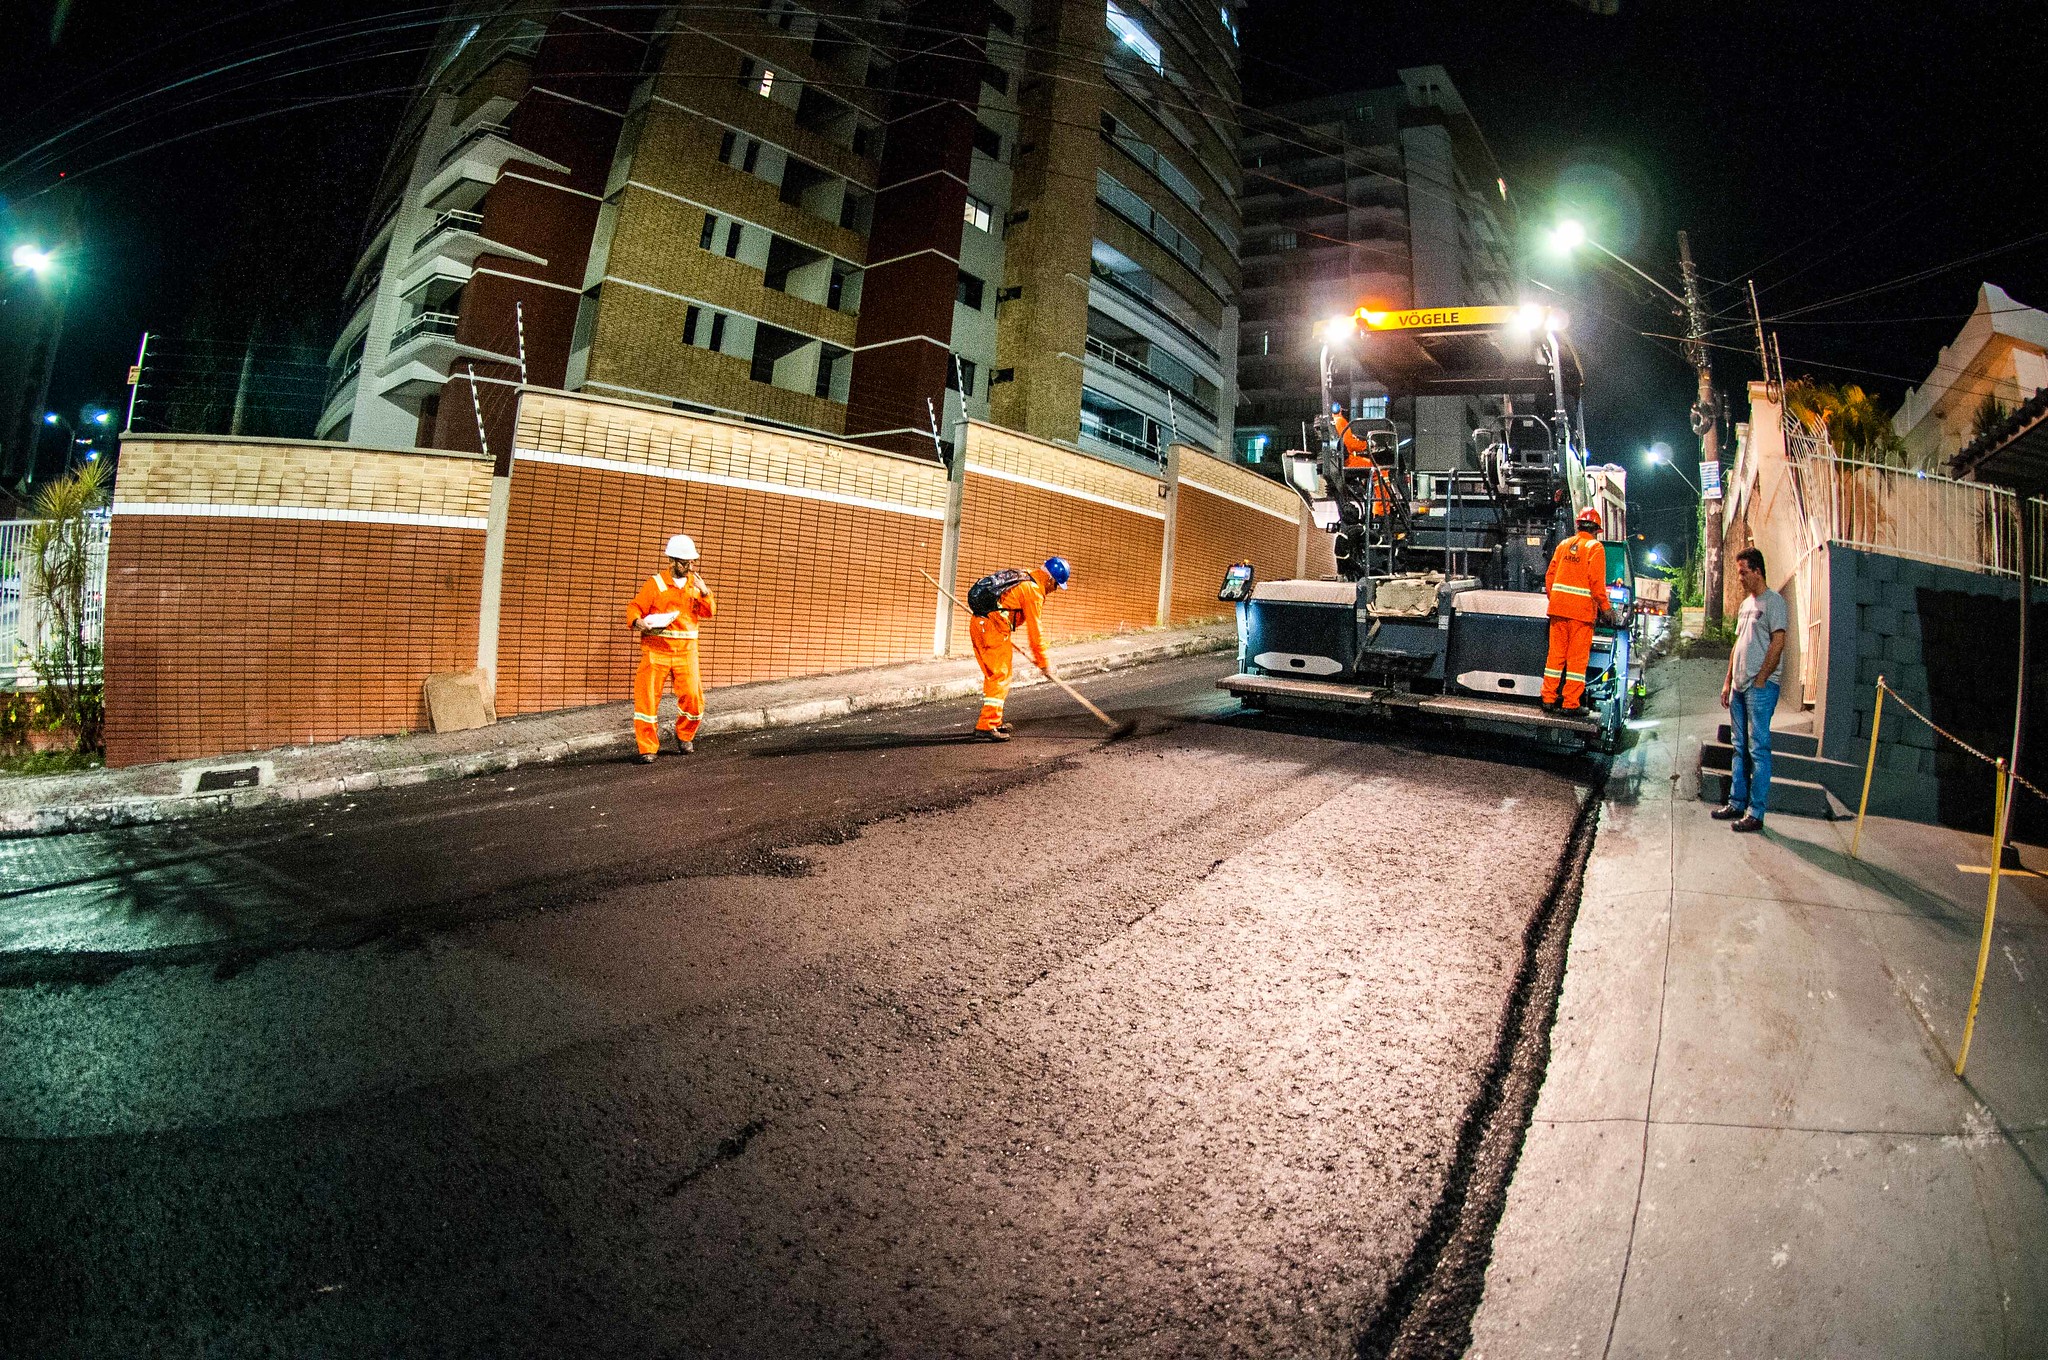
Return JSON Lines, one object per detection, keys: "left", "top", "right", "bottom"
{"left": 319, "top": 0, "right": 1243, "bottom": 470}
{"left": 1234, "top": 67, "right": 1515, "bottom": 476}
{"left": 1893, "top": 282, "right": 2048, "bottom": 473}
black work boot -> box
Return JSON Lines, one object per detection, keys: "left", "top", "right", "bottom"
{"left": 976, "top": 727, "right": 1012, "bottom": 742}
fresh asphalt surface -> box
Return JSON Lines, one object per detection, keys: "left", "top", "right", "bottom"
{"left": 2, "top": 654, "right": 1593, "bottom": 1358}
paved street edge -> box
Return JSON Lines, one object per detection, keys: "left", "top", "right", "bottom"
{"left": 6, "top": 630, "right": 1232, "bottom": 838}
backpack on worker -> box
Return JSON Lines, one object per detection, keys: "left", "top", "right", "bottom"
{"left": 967, "top": 567, "right": 1033, "bottom": 617}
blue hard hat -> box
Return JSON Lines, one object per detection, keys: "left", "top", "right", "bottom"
{"left": 1043, "top": 556, "right": 1071, "bottom": 589}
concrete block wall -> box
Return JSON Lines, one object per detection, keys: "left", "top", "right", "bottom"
{"left": 1822, "top": 544, "right": 2047, "bottom": 838}
{"left": 103, "top": 437, "right": 492, "bottom": 766}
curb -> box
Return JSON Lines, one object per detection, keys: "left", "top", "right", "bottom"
{"left": 2, "top": 630, "right": 1230, "bottom": 838}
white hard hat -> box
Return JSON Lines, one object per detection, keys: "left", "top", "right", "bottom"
{"left": 664, "top": 532, "right": 699, "bottom": 561}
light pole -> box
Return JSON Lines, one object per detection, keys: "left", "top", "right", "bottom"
{"left": 1551, "top": 220, "right": 1725, "bottom": 626}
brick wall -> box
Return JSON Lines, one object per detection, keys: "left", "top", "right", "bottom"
{"left": 103, "top": 437, "right": 491, "bottom": 766}
{"left": 952, "top": 420, "right": 1167, "bottom": 651}
{"left": 496, "top": 391, "right": 947, "bottom": 714}
{"left": 1171, "top": 454, "right": 1302, "bottom": 622}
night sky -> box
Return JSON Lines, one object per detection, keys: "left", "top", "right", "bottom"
{"left": 5, "top": 0, "right": 2045, "bottom": 563}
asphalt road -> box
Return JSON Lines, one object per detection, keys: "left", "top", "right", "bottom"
{"left": 2, "top": 654, "right": 1593, "bottom": 1358}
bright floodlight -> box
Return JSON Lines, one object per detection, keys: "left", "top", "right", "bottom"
{"left": 43, "top": 411, "right": 59, "bottom": 424}
{"left": 12, "top": 244, "right": 52, "bottom": 273}
{"left": 1544, "top": 308, "right": 1569, "bottom": 332}
{"left": 1320, "top": 313, "right": 1356, "bottom": 339}
{"left": 91, "top": 411, "right": 110, "bottom": 425}
{"left": 1551, "top": 220, "right": 1587, "bottom": 252}
{"left": 1647, "top": 548, "right": 1663, "bottom": 564}
{"left": 1512, "top": 303, "right": 1544, "bottom": 331}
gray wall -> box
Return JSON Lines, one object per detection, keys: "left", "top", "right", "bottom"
{"left": 1823, "top": 544, "right": 2045, "bottom": 837}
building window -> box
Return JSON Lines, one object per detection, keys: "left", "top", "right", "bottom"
{"left": 742, "top": 140, "right": 760, "bottom": 173}
{"left": 718, "top": 129, "right": 736, "bottom": 163}
{"left": 1106, "top": 1, "right": 1162, "bottom": 72}
{"left": 708, "top": 313, "right": 727, "bottom": 351}
{"left": 989, "top": 4, "right": 1015, "bottom": 35}
{"left": 1354, "top": 395, "right": 1388, "bottom": 420}
{"left": 684, "top": 304, "right": 702, "bottom": 345}
{"left": 956, "top": 270, "right": 985, "bottom": 310}
{"left": 972, "top": 120, "right": 1002, "bottom": 160}
{"left": 981, "top": 63, "right": 1010, "bottom": 94}
{"left": 1272, "top": 229, "right": 1297, "bottom": 249}
{"left": 1258, "top": 330, "right": 1270, "bottom": 355}
{"left": 699, "top": 214, "right": 717, "bottom": 250}
{"left": 757, "top": 67, "right": 776, "bottom": 97}
{"left": 963, "top": 194, "right": 993, "bottom": 233}
{"left": 724, "top": 223, "right": 744, "bottom": 259}
{"left": 947, "top": 356, "right": 978, "bottom": 396}
{"left": 1245, "top": 432, "right": 1269, "bottom": 463}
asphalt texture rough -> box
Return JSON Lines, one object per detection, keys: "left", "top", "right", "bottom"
{"left": 2, "top": 654, "right": 1591, "bottom": 1357}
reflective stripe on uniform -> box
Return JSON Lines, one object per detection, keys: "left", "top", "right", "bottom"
{"left": 653, "top": 628, "right": 697, "bottom": 639}
{"left": 982, "top": 697, "right": 1006, "bottom": 710}
{"left": 678, "top": 709, "right": 702, "bottom": 721}
{"left": 633, "top": 711, "right": 660, "bottom": 724}
{"left": 1565, "top": 671, "right": 1585, "bottom": 682}
{"left": 1553, "top": 583, "right": 1593, "bottom": 597}
{"left": 1544, "top": 667, "right": 1563, "bottom": 678}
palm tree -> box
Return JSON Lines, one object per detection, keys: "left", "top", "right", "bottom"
{"left": 24, "top": 461, "right": 109, "bottom": 751}
{"left": 1785, "top": 379, "right": 1909, "bottom": 466}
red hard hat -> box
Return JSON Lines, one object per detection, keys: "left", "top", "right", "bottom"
{"left": 1576, "top": 507, "right": 1603, "bottom": 530}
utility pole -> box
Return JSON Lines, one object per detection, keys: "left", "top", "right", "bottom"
{"left": 1678, "top": 231, "right": 1723, "bottom": 627}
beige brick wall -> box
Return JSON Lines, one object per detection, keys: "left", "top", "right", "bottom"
{"left": 114, "top": 436, "right": 492, "bottom": 520}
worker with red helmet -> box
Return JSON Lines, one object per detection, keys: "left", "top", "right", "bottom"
{"left": 966, "top": 556, "right": 1070, "bottom": 741}
{"left": 625, "top": 532, "right": 718, "bottom": 761}
{"left": 1541, "top": 508, "right": 1617, "bottom": 713}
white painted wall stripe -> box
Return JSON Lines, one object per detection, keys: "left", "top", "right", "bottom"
{"left": 1179, "top": 476, "right": 1300, "bottom": 524}
{"left": 514, "top": 447, "right": 947, "bottom": 521}
{"left": 966, "top": 461, "right": 1168, "bottom": 520}
{"left": 112, "top": 502, "right": 487, "bottom": 530}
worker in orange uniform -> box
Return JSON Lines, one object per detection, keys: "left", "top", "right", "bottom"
{"left": 625, "top": 532, "right": 718, "bottom": 762}
{"left": 1541, "top": 508, "right": 1618, "bottom": 713}
{"left": 1331, "top": 405, "right": 1393, "bottom": 515}
{"left": 966, "top": 556, "right": 1071, "bottom": 741}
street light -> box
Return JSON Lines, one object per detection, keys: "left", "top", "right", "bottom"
{"left": 1644, "top": 443, "right": 1701, "bottom": 495}
{"left": 1547, "top": 218, "right": 1686, "bottom": 308}
{"left": 11, "top": 244, "right": 53, "bottom": 275}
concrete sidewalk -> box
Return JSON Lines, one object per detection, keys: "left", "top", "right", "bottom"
{"left": 1471, "top": 657, "right": 2048, "bottom": 1359}
{"left": 0, "top": 623, "right": 1231, "bottom": 837}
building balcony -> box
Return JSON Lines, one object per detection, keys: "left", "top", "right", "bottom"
{"left": 420, "top": 122, "right": 571, "bottom": 209}
{"left": 1084, "top": 335, "right": 1217, "bottom": 424}
{"left": 399, "top": 207, "right": 549, "bottom": 293}
{"left": 375, "top": 312, "right": 519, "bottom": 401}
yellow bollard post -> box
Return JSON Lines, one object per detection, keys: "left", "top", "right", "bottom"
{"left": 1851, "top": 677, "right": 1886, "bottom": 860}
{"left": 1955, "top": 759, "right": 2009, "bottom": 1078}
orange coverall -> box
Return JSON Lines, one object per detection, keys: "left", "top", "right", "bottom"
{"left": 1333, "top": 414, "right": 1393, "bottom": 514}
{"left": 625, "top": 569, "right": 717, "bottom": 754}
{"left": 1542, "top": 529, "right": 1607, "bottom": 710}
{"left": 970, "top": 568, "right": 1051, "bottom": 733}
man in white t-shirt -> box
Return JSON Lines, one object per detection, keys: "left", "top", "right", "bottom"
{"left": 1714, "top": 546, "right": 1790, "bottom": 832}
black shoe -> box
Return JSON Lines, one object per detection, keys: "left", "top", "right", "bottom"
{"left": 1731, "top": 814, "right": 1765, "bottom": 833}
{"left": 674, "top": 737, "right": 694, "bottom": 755}
{"left": 994, "top": 723, "right": 1014, "bottom": 737}
{"left": 635, "top": 752, "right": 657, "bottom": 764}
{"left": 1540, "top": 698, "right": 1559, "bottom": 712}
{"left": 1710, "top": 803, "right": 1744, "bottom": 821}
{"left": 975, "top": 727, "right": 1011, "bottom": 742}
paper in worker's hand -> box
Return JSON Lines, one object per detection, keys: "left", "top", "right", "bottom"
{"left": 641, "top": 609, "right": 680, "bottom": 629}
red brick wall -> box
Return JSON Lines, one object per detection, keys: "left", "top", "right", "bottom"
{"left": 103, "top": 517, "right": 482, "bottom": 766}
{"left": 1306, "top": 525, "right": 1339, "bottom": 578}
{"left": 952, "top": 472, "right": 1165, "bottom": 651}
{"left": 494, "top": 459, "right": 943, "bottom": 715}
{"left": 1170, "top": 485, "right": 1301, "bottom": 622}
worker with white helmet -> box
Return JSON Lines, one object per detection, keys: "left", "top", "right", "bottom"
{"left": 624, "top": 532, "right": 718, "bottom": 761}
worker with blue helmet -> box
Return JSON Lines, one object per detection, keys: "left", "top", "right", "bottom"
{"left": 964, "top": 556, "right": 1071, "bottom": 740}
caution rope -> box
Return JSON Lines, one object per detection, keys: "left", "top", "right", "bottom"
{"left": 1877, "top": 678, "right": 2046, "bottom": 804}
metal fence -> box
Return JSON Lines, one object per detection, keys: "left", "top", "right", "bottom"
{"left": 1, "top": 513, "right": 110, "bottom": 689}
{"left": 1784, "top": 416, "right": 2048, "bottom": 586}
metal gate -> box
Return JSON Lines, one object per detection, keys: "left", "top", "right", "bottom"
{"left": 1, "top": 513, "right": 111, "bottom": 689}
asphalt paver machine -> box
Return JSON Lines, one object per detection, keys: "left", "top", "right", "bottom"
{"left": 1219, "top": 304, "right": 1634, "bottom": 749}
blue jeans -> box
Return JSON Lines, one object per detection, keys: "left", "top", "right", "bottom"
{"left": 1729, "top": 680, "right": 1780, "bottom": 820}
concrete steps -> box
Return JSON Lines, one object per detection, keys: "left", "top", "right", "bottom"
{"left": 1699, "top": 768, "right": 1850, "bottom": 820}
{"left": 1696, "top": 713, "right": 1850, "bottom": 820}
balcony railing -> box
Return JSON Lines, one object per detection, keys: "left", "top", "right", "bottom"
{"left": 1087, "top": 263, "right": 1217, "bottom": 360}
{"left": 1079, "top": 416, "right": 1159, "bottom": 460}
{"left": 415, "top": 208, "right": 485, "bottom": 253}
{"left": 1084, "top": 334, "right": 1217, "bottom": 423}
{"left": 390, "top": 311, "right": 462, "bottom": 349}
{"left": 440, "top": 121, "right": 512, "bottom": 167}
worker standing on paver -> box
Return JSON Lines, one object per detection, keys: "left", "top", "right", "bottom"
{"left": 625, "top": 533, "right": 718, "bottom": 763}
{"left": 1541, "top": 508, "right": 1616, "bottom": 713}
{"left": 967, "top": 557, "right": 1070, "bottom": 741}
